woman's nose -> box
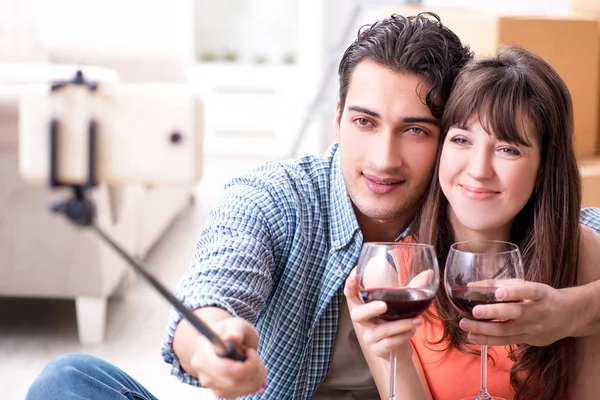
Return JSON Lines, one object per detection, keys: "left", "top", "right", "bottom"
{"left": 467, "top": 147, "right": 494, "bottom": 180}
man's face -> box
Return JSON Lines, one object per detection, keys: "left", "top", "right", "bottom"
{"left": 335, "top": 60, "right": 440, "bottom": 224}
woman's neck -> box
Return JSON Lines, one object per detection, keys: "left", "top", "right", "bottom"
{"left": 448, "top": 207, "right": 512, "bottom": 243}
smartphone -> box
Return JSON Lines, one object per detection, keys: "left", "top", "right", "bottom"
{"left": 19, "top": 83, "right": 203, "bottom": 186}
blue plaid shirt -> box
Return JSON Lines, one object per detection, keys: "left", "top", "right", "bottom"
{"left": 161, "top": 143, "right": 600, "bottom": 399}
{"left": 581, "top": 207, "right": 600, "bottom": 233}
{"left": 162, "top": 144, "right": 371, "bottom": 399}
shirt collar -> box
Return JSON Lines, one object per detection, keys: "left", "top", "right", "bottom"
{"left": 396, "top": 225, "right": 411, "bottom": 240}
{"left": 329, "top": 144, "right": 361, "bottom": 251}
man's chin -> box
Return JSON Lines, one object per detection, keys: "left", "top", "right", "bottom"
{"left": 356, "top": 205, "right": 409, "bottom": 222}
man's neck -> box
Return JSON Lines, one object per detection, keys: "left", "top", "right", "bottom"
{"left": 356, "top": 212, "right": 413, "bottom": 243}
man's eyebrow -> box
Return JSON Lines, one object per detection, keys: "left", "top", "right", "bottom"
{"left": 347, "top": 105, "right": 380, "bottom": 118}
{"left": 347, "top": 106, "right": 440, "bottom": 127}
{"left": 402, "top": 117, "right": 440, "bottom": 127}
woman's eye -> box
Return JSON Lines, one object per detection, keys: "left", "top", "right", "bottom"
{"left": 450, "top": 136, "right": 468, "bottom": 145}
{"left": 498, "top": 147, "right": 521, "bottom": 156}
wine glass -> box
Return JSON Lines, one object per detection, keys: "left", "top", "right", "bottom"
{"left": 357, "top": 242, "right": 439, "bottom": 400}
{"left": 444, "top": 240, "right": 524, "bottom": 400}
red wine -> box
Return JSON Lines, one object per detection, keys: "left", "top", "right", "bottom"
{"left": 449, "top": 286, "right": 516, "bottom": 320}
{"left": 360, "top": 288, "right": 434, "bottom": 321}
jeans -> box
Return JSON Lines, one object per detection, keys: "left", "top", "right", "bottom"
{"left": 26, "top": 353, "right": 159, "bottom": 400}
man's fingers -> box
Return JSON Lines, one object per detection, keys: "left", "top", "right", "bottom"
{"left": 221, "top": 319, "right": 260, "bottom": 350}
{"left": 242, "top": 349, "right": 269, "bottom": 393}
{"left": 192, "top": 343, "right": 241, "bottom": 388}
{"left": 471, "top": 302, "right": 525, "bottom": 321}
{"left": 459, "top": 318, "right": 525, "bottom": 337}
{"left": 197, "top": 347, "right": 267, "bottom": 398}
{"left": 495, "top": 282, "right": 546, "bottom": 302}
{"left": 466, "top": 332, "right": 526, "bottom": 346}
{"left": 467, "top": 278, "right": 524, "bottom": 288}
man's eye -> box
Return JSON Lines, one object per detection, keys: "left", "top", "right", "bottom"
{"left": 408, "top": 127, "right": 428, "bottom": 136}
{"left": 355, "top": 118, "right": 371, "bottom": 127}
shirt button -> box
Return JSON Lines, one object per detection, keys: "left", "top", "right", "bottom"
{"left": 335, "top": 268, "right": 345, "bottom": 278}
{"left": 333, "top": 240, "right": 341, "bottom": 247}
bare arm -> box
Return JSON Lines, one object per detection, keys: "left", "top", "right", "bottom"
{"left": 571, "top": 226, "right": 600, "bottom": 336}
{"left": 162, "top": 180, "right": 283, "bottom": 397}
{"left": 173, "top": 306, "right": 234, "bottom": 376}
{"left": 570, "top": 225, "right": 600, "bottom": 398}
{"left": 458, "top": 225, "right": 600, "bottom": 346}
{"left": 172, "top": 306, "right": 267, "bottom": 398}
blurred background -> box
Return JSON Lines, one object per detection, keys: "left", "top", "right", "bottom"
{"left": 1, "top": 0, "right": 599, "bottom": 398}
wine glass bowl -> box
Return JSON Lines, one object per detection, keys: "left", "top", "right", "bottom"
{"left": 444, "top": 240, "right": 525, "bottom": 400}
{"left": 357, "top": 242, "right": 439, "bottom": 400}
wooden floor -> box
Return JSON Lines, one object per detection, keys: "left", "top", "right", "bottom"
{"left": 1, "top": 155, "right": 271, "bottom": 399}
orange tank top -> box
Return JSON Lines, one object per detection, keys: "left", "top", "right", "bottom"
{"left": 410, "top": 309, "right": 515, "bottom": 399}
{"left": 397, "top": 236, "right": 514, "bottom": 399}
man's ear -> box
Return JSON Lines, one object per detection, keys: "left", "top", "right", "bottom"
{"left": 333, "top": 99, "right": 342, "bottom": 142}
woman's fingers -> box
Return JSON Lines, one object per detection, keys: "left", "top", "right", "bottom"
{"left": 368, "top": 331, "right": 418, "bottom": 358}
{"left": 407, "top": 269, "right": 435, "bottom": 288}
{"left": 362, "top": 318, "right": 422, "bottom": 344}
{"left": 350, "top": 301, "right": 387, "bottom": 323}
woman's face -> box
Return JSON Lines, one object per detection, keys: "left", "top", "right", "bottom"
{"left": 439, "top": 117, "right": 541, "bottom": 240}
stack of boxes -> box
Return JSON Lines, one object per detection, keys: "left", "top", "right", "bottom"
{"left": 383, "top": 5, "right": 600, "bottom": 207}
{"left": 573, "top": 0, "right": 600, "bottom": 206}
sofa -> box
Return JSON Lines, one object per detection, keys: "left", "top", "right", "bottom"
{"left": 0, "top": 5, "right": 202, "bottom": 342}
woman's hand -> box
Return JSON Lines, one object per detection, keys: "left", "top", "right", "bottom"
{"left": 344, "top": 268, "right": 422, "bottom": 362}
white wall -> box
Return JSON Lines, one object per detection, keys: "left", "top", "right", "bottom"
{"left": 23, "top": 0, "right": 194, "bottom": 59}
{"left": 422, "top": 0, "right": 571, "bottom": 14}
{"left": 194, "top": 0, "right": 298, "bottom": 64}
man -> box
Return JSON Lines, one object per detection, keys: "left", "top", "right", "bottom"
{"left": 26, "top": 12, "right": 600, "bottom": 400}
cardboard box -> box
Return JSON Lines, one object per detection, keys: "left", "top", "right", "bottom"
{"left": 581, "top": 157, "right": 600, "bottom": 207}
{"left": 382, "top": 7, "right": 600, "bottom": 157}
{"left": 573, "top": 0, "right": 600, "bottom": 14}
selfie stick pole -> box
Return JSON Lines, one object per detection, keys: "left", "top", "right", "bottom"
{"left": 47, "top": 71, "right": 245, "bottom": 362}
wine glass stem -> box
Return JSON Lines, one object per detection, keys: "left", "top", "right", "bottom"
{"left": 388, "top": 348, "right": 397, "bottom": 400}
{"left": 478, "top": 344, "right": 492, "bottom": 400}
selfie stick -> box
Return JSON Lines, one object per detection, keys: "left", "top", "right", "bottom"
{"left": 47, "top": 71, "right": 246, "bottom": 362}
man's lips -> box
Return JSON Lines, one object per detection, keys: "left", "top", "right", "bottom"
{"left": 363, "top": 173, "right": 405, "bottom": 194}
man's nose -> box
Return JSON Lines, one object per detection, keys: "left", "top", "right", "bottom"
{"left": 371, "top": 130, "right": 402, "bottom": 169}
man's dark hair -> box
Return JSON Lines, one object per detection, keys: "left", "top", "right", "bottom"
{"left": 337, "top": 12, "right": 473, "bottom": 119}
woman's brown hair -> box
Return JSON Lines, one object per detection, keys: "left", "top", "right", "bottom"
{"left": 414, "top": 46, "right": 581, "bottom": 399}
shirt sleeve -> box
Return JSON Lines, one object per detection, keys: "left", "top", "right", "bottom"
{"left": 581, "top": 207, "right": 600, "bottom": 234}
{"left": 161, "top": 173, "right": 291, "bottom": 386}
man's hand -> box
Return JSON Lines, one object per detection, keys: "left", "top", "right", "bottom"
{"left": 173, "top": 309, "right": 268, "bottom": 398}
{"left": 458, "top": 281, "right": 578, "bottom": 346}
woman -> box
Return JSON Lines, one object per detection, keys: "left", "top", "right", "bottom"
{"left": 345, "top": 46, "right": 600, "bottom": 400}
